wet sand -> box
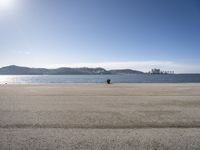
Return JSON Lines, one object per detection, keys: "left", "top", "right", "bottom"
{"left": 0, "top": 84, "right": 200, "bottom": 149}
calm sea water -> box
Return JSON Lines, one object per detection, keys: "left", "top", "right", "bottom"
{"left": 0, "top": 74, "right": 200, "bottom": 84}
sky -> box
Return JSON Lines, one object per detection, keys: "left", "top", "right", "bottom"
{"left": 0, "top": 0, "right": 200, "bottom": 73}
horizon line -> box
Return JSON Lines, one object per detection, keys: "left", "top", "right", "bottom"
{"left": 1, "top": 60, "right": 200, "bottom": 73}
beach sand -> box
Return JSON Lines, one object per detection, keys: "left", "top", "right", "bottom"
{"left": 0, "top": 83, "right": 200, "bottom": 149}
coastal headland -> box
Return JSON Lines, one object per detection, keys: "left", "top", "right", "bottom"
{"left": 0, "top": 84, "right": 200, "bottom": 149}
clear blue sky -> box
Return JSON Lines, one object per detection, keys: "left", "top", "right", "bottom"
{"left": 0, "top": 0, "right": 200, "bottom": 72}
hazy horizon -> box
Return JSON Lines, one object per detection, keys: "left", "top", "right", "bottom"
{"left": 1, "top": 0, "right": 200, "bottom": 73}
{"left": 1, "top": 61, "right": 200, "bottom": 74}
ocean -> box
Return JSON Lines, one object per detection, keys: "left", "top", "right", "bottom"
{"left": 0, "top": 74, "right": 200, "bottom": 84}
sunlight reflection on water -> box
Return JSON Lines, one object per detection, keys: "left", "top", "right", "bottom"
{"left": 0, "top": 75, "right": 34, "bottom": 84}
{"left": 0, "top": 75, "right": 16, "bottom": 84}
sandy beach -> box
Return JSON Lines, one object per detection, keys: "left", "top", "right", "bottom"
{"left": 0, "top": 83, "right": 200, "bottom": 149}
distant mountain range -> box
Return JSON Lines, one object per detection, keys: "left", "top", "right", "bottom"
{"left": 0, "top": 65, "right": 144, "bottom": 75}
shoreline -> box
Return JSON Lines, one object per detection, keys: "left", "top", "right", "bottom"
{"left": 1, "top": 82, "right": 200, "bottom": 85}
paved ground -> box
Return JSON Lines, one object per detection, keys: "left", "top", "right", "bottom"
{"left": 0, "top": 84, "right": 200, "bottom": 149}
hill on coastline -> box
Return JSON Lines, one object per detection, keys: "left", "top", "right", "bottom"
{"left": 0, "top": 65, "right": 144, "bottom": 75}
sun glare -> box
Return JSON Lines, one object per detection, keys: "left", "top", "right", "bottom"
{"left": 0, "top": 0, "right": 15, "bottom": 10}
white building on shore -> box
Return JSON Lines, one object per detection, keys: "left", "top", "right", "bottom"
{"left": 150, "top": 69, "right": 174, "bottom": 74}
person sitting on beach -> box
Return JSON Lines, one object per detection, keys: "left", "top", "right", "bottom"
{"left": 107, "top": 79, "right": 111, "bottom": 84}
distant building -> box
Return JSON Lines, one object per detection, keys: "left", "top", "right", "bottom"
{"left": 150, "top": 68, "right": 174, "bottom": 74}
{"left": 151, "top": 69, "right": 161, "bottom": 74}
